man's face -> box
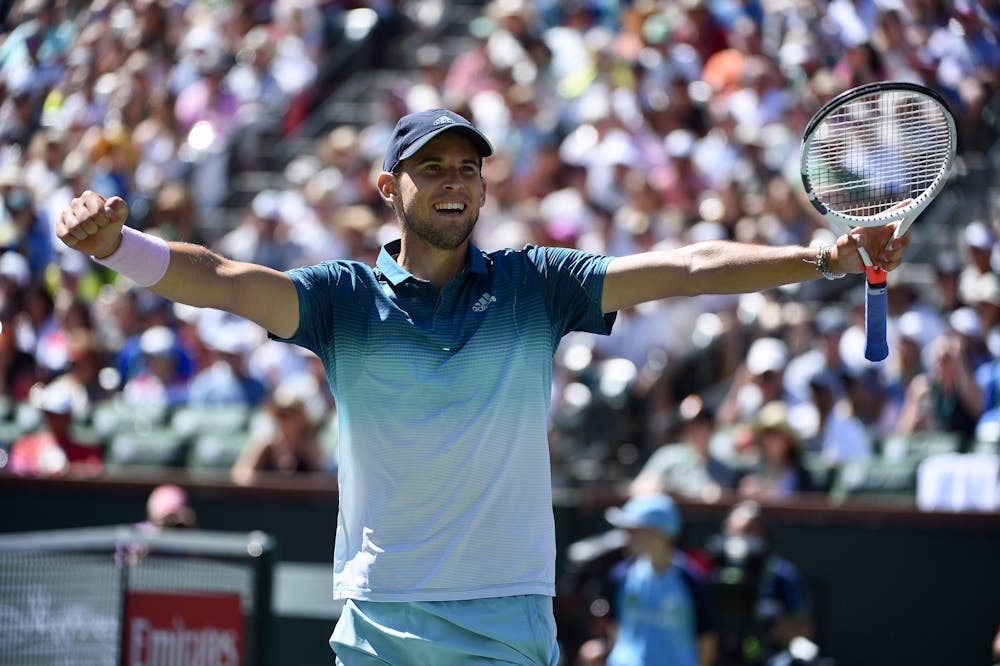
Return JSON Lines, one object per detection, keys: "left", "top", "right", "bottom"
{"left": 392, "top": 132, "right": 486, "bottom": 251}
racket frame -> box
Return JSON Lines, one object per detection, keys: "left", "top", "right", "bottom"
{"left": 800, "top": 80, "right": 957, "bottom": 234}
{"left": 798, "top": 81, "right": 957, "bottom": 362}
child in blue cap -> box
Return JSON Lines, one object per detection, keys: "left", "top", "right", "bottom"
{"left": 601, "top": 493, "right": 718, "bottom": 666}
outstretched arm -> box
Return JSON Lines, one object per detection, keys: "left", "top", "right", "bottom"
{"left": 57, "top": 191, "right": 300, "bottom": 339}
{"left": 601, "top": 223, "right": 909, "bottom": 313}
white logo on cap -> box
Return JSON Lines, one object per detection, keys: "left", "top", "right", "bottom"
{"left": 433, "top": 115, "right": 454, "bottom": 126}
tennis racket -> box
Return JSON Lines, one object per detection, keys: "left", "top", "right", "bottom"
{"left": 800, "top": 81, "right": 957, "bottom": 362}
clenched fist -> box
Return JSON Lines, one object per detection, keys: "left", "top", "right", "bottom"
{"left": 56, "top": 191, "right": 130, "bottom": 258}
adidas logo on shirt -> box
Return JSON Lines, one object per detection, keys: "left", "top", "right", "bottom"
{"left": 472, "top": 292, "right": 497, "bottom": 312}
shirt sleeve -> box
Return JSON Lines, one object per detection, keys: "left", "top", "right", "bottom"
{"left": 268, "top": 261, "right": 367, "bottom": 357}
{"left": 524, "top": 245, "right": 617, "bottom": 337}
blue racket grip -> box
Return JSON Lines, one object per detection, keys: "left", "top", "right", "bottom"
{"left": 864, "top": 267, "right": 889, "bottom": 362}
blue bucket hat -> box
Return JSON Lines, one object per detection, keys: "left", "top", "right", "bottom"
{"left": 605, "top": 494, "right": 682, "bottom": 538}
{"left": 382, "top": 108, "right": 494, "bottom": 172}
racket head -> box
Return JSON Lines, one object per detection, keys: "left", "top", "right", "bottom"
{"left": 800, "top": 81, "right": 957, "bottom": 229}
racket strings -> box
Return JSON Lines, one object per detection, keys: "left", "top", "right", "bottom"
{"left": 806, "top": 92, "right": 952, "bottom": 217}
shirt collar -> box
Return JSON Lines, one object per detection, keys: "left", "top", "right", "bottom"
{"left": 375, "top": 239, "right": 490, "bottom": 285}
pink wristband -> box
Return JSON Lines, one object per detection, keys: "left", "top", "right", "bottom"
{"left": 92, "top": 226, "right": 170, "bottom": 287}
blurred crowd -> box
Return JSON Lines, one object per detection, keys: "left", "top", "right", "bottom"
{"left": 0, "top": 0, "right": 999, "bottom": 499}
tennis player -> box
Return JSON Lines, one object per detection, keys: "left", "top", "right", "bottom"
{"left": 57, "top": 108, "right": 909, "bottom": 665}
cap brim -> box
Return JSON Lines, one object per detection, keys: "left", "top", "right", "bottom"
{"left": 394, "top": 125, "right": 493, "bottom": 168}
{"left": 605, "top": 506, "right": 643, "bottom": 530}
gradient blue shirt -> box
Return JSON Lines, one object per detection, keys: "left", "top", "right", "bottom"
{"left": 275, "top": 240, "right": 615, "bottom": 601}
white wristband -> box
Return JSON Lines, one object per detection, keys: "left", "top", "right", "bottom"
{"left": 92, "top": 226, "right": 170, "bottom": 287}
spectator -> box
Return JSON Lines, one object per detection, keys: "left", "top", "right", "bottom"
{"left": 738, "top": 401, "right": 814, "bottom": 500}
{"left": 0, "top": 305, "right": 36, "bottom": 401}
{"left": 973, "top": 273, "right": 1000, "bottom": 342}
{"left": 174, "top": 47, "right": 239, "bottom": 211}
{"left": 717, "top": 337, "right": 796, "bottom": 428}
{"left": 842, "top": 365, "right": 900, "bottom": 443}
{"left": 60, "top": 328, "right": 112, "bottom": 406}
{"left": 187, "top": 315, "right": 267, "bottom": 407}
{"left": 122, "top": 324, "right": 189, "bottom": 408}
{"left": 141, "top": 483, "right": 197, "bottom": 530}
{"left": 934, "top": 251, "right": 965, "bottom": 313}
{"left": 144, "top": 182, "right": 207, "bottom": 246}
{"left": 231, "top": 376, "right": 329, "bottom": 485}
{"left": 629, "top": 394, "right": 738, "bottom": 502}
{"left": 958, "top": 220, "right": 996, "bottom": 307}
{"left": 9, "top": 376, "right": 101, "bottom": 476}
{"left": 783, "top": 304, "right": 851, "bottom": 404}
{"left": 2, "top": 185, "right": 52, "bottom": 280}
{"left": 895, "top": 332, "right": 983, "bottom": 444}
{"left": 706, "top": 500, "right": 814, "bottom": 664}
{"left": 807, "top": 368, "right": 874, "bottom": 468}
{"left": 582, "top": 493, "right": 718, "bottom": 666}
{"left": 215, "top": 189, "right": 305, "bottom": 270}
{"left": 0, "top": 249, "right": 30, "bottom": 320}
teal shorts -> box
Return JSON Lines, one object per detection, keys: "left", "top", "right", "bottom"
{"left": 330, "top": 594, "right": 560, "bottom": 665}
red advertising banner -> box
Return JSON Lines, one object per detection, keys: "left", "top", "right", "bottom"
{"left": 123, "top": 590, "right": 244, "bottom": 666}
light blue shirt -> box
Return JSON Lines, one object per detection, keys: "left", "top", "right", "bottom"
{"left": 609, "top": 556, "right": 701, "bottom": 666}
{"left": 275, "top": 240, "right": 615, "bottom": 601}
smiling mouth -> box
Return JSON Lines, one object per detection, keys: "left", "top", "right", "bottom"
{"left": 434, "top": 202, "right": 466, "bottom": 213}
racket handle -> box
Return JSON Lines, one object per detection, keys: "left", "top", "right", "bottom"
{"left": 864, "top": 266, "right": 889, "bottom": 362}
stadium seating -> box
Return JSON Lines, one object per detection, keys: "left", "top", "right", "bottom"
{"left": 170, "top": 404, "right": 252, "bottom": 440}
{"left": 880, "top": 431, "right": 963, "bottom": 463}
{"left": 105, "top": 428, "right": 188, "bottom": 470}
{"left": 91, "top": 400, "right": 169, "bottom": 440}
{"left": 829, "top": 458, "right": 920, "bottom": 504}
{"left": 186, "top": 431, "right": 249, "bottom": 471}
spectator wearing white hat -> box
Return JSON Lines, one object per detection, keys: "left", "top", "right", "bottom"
{"left": 972, "top": 273, "right": 1000, "bottom": 342}
{"left": 0, "top": 250, "right": 30, "bottom": 319}
{"left": 958, "top": 220, "right": 996, "bottom": 307}
{"left": 187, "top": 315, "right": 267, "bottom": 407}
{"left": 215, "top": 189, "right": 306, "bottom": 271}
{"left": 9, "top": 377, "right": 101, "bottom": 476}
{"left": 949, "top": 306, "right": 992, "bottom": 372}
{"left": 122, "top": 325, "right": 189, "bottom": 407}
{"left": 717, "top": 336, "right": 800, "bottom": 428}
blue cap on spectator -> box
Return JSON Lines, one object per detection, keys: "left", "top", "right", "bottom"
{"left": 382, "top": 109, "right": 493, "bottom": 173}
{"left": 606, "top": 493, "right": 682, "bottom": 538}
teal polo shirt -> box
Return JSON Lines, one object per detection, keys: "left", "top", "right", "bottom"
{"left": 274, "top": 239, "right": 615, "bottom": 601}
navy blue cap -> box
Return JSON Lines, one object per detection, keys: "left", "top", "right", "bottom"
{"left": 382, "top": 108, "right": 493, "bottom": 173}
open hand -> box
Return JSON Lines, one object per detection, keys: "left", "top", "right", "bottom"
{"left": 56, "top": 191, "right": 129, "bottom": 258}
